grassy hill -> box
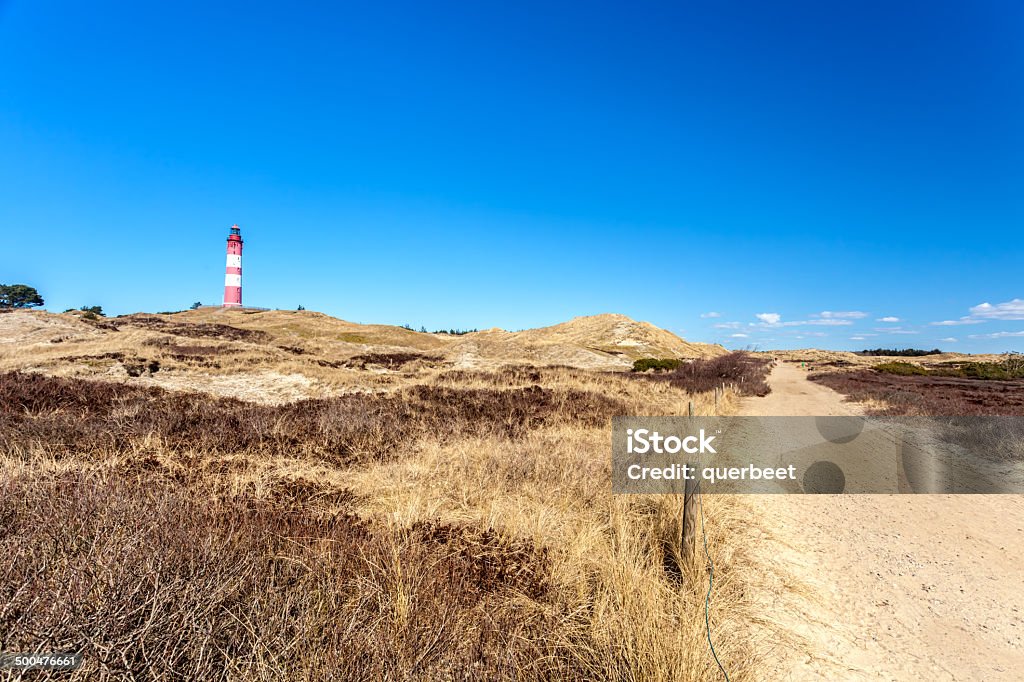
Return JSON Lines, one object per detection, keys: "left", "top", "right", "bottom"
{"left": 0, "top": 308, "right": 725, "bottom": 401}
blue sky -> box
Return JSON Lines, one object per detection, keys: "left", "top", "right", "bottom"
{"left": 1, "top": 1, "right": 1021, "bottom": 352}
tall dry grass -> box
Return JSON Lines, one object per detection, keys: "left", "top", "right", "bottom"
{"left": 0, "top": 356, "right": 779, "bottom": 681}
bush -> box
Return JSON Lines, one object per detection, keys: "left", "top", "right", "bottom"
{"left": 875, "top": 360, "right": 1024, "bottom": 381}
{"left": 632, "top": 358, "right": 684, "bottom": 373}
{"left": 809, "top": 369, "right": 1024, "bottom": 415}
{"left": 959, "top": 362, "right": 1012, "bottom": 380}
{"left": 632, "top": 352, "right": 772, "bottom": 397}
{"left": 0, "top": 371, "right": 629, "bottom": 464}
{"left": 0, "top": 471, "right": 553, "bottom": 680}
{"left": 345, "top": 352, "right": 442, "bottom": 370}
{"left": 873, "top": 362, "right": 929, "bottom": 376}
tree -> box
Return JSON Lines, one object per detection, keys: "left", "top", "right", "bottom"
{"left": 0, "top": 284, "right": 44, "bottom": 309}
{"left": 297, "top": 305, "right": 305, "bottom": 311}
{"left": 190, "top": 301, "right": 202, "bottom": 310}
{"left": 80, "top": 306, "right": 103, "bottom": 316}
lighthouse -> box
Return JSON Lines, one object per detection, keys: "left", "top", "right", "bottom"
{"left": 223, "top": 224, "right": 243, "bottom": 307}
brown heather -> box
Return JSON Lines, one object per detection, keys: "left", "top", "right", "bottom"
{"left": 631, "top": 352, "right": 772, "bottom": 397}
{"left": 1, "top": 471, "right": 555, "bottom": 680}
{"left": 0, "top": 318, "right": 782, "bottom": 681}
{"left": 809, "top": 369, "right": 1024, "bottom": 416}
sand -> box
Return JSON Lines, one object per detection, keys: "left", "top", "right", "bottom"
{"left": 740, "top": 363, "right": 1024, "bottom": 680}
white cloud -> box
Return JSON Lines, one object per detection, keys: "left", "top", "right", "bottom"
{"left": 700, "top": 311, "right": 722, "bottom": 318}
{"left": 817, "top": 311, "right": 868, "bottom": 319}
{"left": 877, "top": 316, "right": 900, "bottom": 323}
{"left": 967, "top": 330, "right": 1024, "bottom": 339}
{"left": 874, "top": 327, "right": 918, "bottom": 334}
{"left": 939, "top": 337, "right": 958, "bottom": 343}
{"left": 930, "top": 318, "right": 984, "bottom": 326}
{"left": 805, "top": 319, "right": 852, "bottom": 326}
{"left": 751, "top": 317, "right": 851, "bottom": 328}
{"left": 713, "top": 322, "right": 741, "bottom": 329}
{"left": 850, "top": 336, "right": 866, "bottom": 341}
{"left": 969, "top": 299, "right": 1024, "bottom": 320}
{"left": 931, "top": 298, "right": 1024, "bottom": 327}
{"left": 730, "top": 333, "right": 749, "bottom": 338}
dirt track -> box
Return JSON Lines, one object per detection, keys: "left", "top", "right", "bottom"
{"left": 740, "top": 363, "right": 1024, "bottom": 680}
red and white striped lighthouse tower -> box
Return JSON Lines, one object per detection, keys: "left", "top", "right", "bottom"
{"left": 223, "top": 224, "right": 243, "bottom": 307}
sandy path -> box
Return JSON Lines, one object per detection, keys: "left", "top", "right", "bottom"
{"left": 740, "top": 363, "right": 1024, "bottom": 680}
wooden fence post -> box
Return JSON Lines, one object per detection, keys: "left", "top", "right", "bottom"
{"left": 682, "top": 477, "right": 700, "bottom": 564}
{"left": 681, "top": 399, "right": 698, "bottom": 564}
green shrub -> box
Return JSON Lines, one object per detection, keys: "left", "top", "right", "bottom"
{"left": 959, "top": 362, "right": 1011, "bottom": 380}
{"left": 873, "top": 362, "right": 928, "bottom": 376}
{"left": 875, "top": 358, "right": 1024, "bottom": 381}
{"left": 632, "top": 358, "right": 684, "bottom": 373}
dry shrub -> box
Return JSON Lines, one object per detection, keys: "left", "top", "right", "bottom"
{"left": 809, "top": 369, "right": 1024, "bottom": 416}
{"left": 633, "top": 352, "right": 772, "bottom": 397}
{"left": 115, "top": 315, "right": 271, "bottom": 343}
{"left": 345, "top": 352, "right": 442, "bottom": 369}
{"left": 0, "top": 372, "right": 629, "bottom": 465}
{"left": 439, "top": 365, "right": 574, "bottom": 386}
{"left": 143, "top": 338, "right": 240, "bottom": 356}
{"left": 0, "top": 361, "right": 770, "bottom": 681}
{"left": 0, "top": 470, "right": 560, "bottom": 681}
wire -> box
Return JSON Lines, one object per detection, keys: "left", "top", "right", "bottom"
{"left": 698, "top": 488, "right": 730, "bottom": 681}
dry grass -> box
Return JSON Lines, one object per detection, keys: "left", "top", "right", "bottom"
{"left": 0, "top": 316, "right": 784, "bottom": 680}
{"left": 0, "top": 309, "right": 726, "bottom": 389}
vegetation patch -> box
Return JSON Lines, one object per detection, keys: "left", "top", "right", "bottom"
{"left": 344, "top": 352, "right": 443, "bottom": 370}
{"left": 0, "top": 470, "right": 556, "bottom": 680}
{"left": 117, "top": 315, "right": 270, "bottom": 343}
{"left": 336, "top": 333, "right": 370, "bottom": 343}
{"left": 632, "top": 352, "right": 772, "bottom": 397}
{"left": 0, "top": 372, "right": 629, "bottom": 465}
{"left": 874, "top": 361, "right": 929, "bottom": 376}
{"left": 810, "top": 370, "right": 1024, "bottom": 416}
{"left": 874, "top": 356, "right": 1024, "bottom": 381}
{"left": 856, "top": 348, "right": 943, "bottom": 357}
{"left": 631, "top": 358, "right": 685, "bottom": 372}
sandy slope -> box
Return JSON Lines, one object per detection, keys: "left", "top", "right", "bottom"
{"left": 740, "top": 363, "right": 1024, "bottom": 680}
{"left": 0, "top": 310, "right": 725, "bottom": 378}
